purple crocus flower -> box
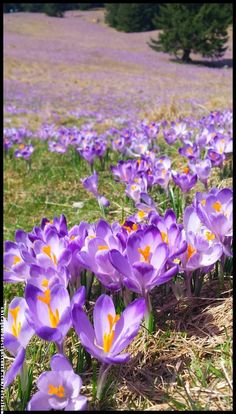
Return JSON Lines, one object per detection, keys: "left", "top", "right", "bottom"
{"left": 14, "top": 144, "right": 34, "bottom": 160}
{"left": 81, "top": 171, "right": 110, "bottom": 207}
{"left": 4, "top": 297, "right": 34, "bottom": 388}
{"left": 189, "top": 158, "right": 212, "bottom": 189}
{"left": 109, "top": 226, "right": 178, "bottom": 296}
{"left": 172, "top": 167, "right": 198, "bottom": 193}
{"left": 178, "top": 142, "right": 200, "bottom": 160}
{"left": 195, "top": 188, "right": 232, "bottom": 256}
{"left": 27, "top": 354, "right": 87, "bottom": 411}
{"left": 4, "top": 240, "right": 31, "bottom": 283}
{"left": 179, "top": 206, "right": 223, "bottom": 273}
{"left": 78, "top": 219, "right": 124, "bottom": 291}
{"left": 149, "top": 209, "right": 187, "bottom": 263}
{"left": 72, "top": 294, "right": 145, "bottom": 364}
{"left": 25, "top": 284, "right": 71, "bottom": 348}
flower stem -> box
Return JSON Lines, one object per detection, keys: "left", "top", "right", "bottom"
{"left": 96, "top": 363, "right": 111, "bottom": 401}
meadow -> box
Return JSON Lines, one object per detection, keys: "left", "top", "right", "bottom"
{"left": 4, "top": 9, "right": 232, "bottom": 411}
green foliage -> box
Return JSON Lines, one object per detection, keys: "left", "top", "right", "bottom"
{"left": 3, "top": 3, "right": 104, "bottom": 14}
{"left": 149, "top": 3, "right": 232, "bottom": 62}
{"left": 105, "top": 3, "right": 160, "bottom": 32}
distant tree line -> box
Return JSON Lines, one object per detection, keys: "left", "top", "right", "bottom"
{"left": 3, "top": 3, "right": 104, "bottom": 16}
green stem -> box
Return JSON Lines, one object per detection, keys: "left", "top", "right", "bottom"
{"left": 96, "top": 363, "right": 111, "bottom": 401}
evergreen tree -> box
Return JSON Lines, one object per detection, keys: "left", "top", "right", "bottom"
{"left": 149, "top": 3, "right": 232, "bottom": 62}
{"left": 105, "top": 3, "right": 160, "bottom": 32}
{"left": 105, "top": 3, "right": 120, "bottom": 28}
{"left": 42, "top": 3, "right": 67, "bottom": 17}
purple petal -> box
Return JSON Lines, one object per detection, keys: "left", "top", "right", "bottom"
{"left": 50, "top": 354, "right": 73, "bottom": 371}
{"left": 109, "top": 249, "right": 133, "bottom": 278}
{"left": 4, "top": 347, "right": 25, "bottom": 388}
{"left": 93, "top": 294, "right": 116, "bottom": 348}
{"left": 27, "top": 391, "right": 51, "bottom": 411}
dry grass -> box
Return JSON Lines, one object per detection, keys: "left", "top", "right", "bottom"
{"left": 109, "top": 281, "right": 232, "bottom": 411}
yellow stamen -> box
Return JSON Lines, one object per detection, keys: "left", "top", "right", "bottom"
{"left": 187, "top": 244, "right": 196, "bottom": 260}
{"left": 138, "top": 245, "right": 151, "bottom": 263}
{"left": 186, "top": 147, "right": 193, "bottom": 155}
{"left": 37, "top": 289, "right": 60, "bottom": 328}
{"left": 19, "top": 144, "right": 25, "bottom": 150}
{"left": 98, "top": 245, "right": 109, "bottom": 251}
{"left": 103, "top": 313, "right": 120, "bottom": 353}
{"left": 42, "top": 245, "right": 57, "bottom": 265}
{"left": 205, "top": 231, "right": 215, "bottom": 241}
{"left": 48, "top": 384, "right": 65, "bottom": 398}
{"left": 201, "top": 199, "right": 206, "bottom": 206}
{"left": 137, "top": 210, "right": 146, "bottom": 219}
{"left": 137, "top": 159, "right": 141, "bottom": 166}
{"left": 103, "top": 331, "right": 115, "bottom": 353}
{"left": 37, "top": 288, "right": 51, "bottom": 305}
{"left": 132, "top": 223, "right": 138, "bottom": 231}
{"left": 212, "top": 201, "right": 222, "bottom": 212}
{"left": 161, "top": 231, "right": 168, "bottom": 244}
{"left": 70, "top": 235, "right": 76, "bottom": 240}
{"left": 131, "top": 185, "right": 137, "bottom": 191}
{"left": 13, "top": 255, "right": 21, "bottom": 265}
{"left": 173, "top": 258, "right": 181, "bottom": 264}
{"left": 134, "top": 178, "right": 139, "bottom": 183}
{"left": 9, "top": 306, "right": 21, "bottom": 337}
{"left": 41, "top": 278, "right": 49, "bottom": 288}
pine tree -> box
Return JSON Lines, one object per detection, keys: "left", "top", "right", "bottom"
{"left": 105, "top": 3, "right": 160, "bottom": 32}
{"left": 42, "top": 4, "right": 67, "bottom": 18}
{"left": 105, "top": 3, "right": 120, "bottom": 28}
{"left": 149, "top": 3, "right": 232, "bottom": 63}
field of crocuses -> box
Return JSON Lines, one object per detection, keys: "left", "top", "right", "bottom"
{"left": 4, "top": 9, "right": 232, "bottom": 411}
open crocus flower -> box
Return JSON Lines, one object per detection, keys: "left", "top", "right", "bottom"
{"left": 4, "top": 240, "right": 31, "bottom": 283}
{"left": 149, "top": 209, "right": 187, "bottom": 263}
{"left": 14, "top": 144, "right": 34, "bottom": 160}
{"left": 178, "top": 142, "right": 200, "bottom": 160}
{"left": 32, "top": 229, "right": 71, "bottom": 271}
{"left": 109, "top": 226, "right": 178, "bottom": 295}
{"left": 125, "top": 177, "right": 148, "bottom": 203}
{"left": 27, "top": 354, "right": 87, "bottom": 411}
{"left": 4, "top": 297, "right": 34, "bottom": 388}
{"left": 172, "top": 168, "right": 197, "bottom": 193}
{"left": 179, "top": 206, "right": 223, "bottom": 273}
{"left": 195, "top": 188, "right": 232, "bottom": 256}
{"left": 78, "top": 220, "right": 125, "bottom": 291}
{"left": 189, "top": 158, "right": 212, "bottom": 189}
{"left": 25, "top": 284, "right": 71, "bottom": 347}
{"left": 72, "top": 294, "right": 145, "bottom": 364}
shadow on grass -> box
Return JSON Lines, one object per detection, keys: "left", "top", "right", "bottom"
{"left": 170, "top": 57, "right": 232, "bottom": 69}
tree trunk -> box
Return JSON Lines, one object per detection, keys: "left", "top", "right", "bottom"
{"left": 182, "top": 49, "right": 192, "bottom": 63}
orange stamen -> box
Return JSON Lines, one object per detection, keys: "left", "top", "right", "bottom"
{"left": 138, "top": 245, "right": 151, "bottom": 263}
{"left": 48, "top": 384, "right": 65, "bottom": 398}
{"left": 187, "top": 244, "right": 196, "bottom": 260}
{"left": 103, "top": 313, "right": 120, "bottom": 353}
{"left": 212, "top": 201, "right": 222, "bottom": 212}
{"left": 98, "top": 245, "right": 109, "bottom": 251}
